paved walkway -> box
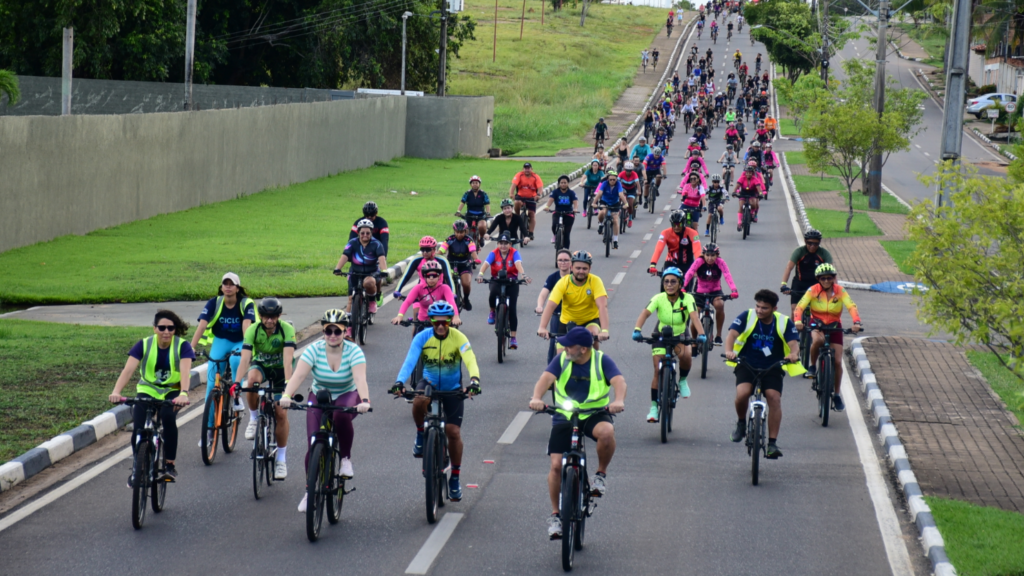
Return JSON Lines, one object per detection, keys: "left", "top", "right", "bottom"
{"left": 863, "top": 337, "right": 1024, "bottom": 513}
{"left": 800, "top": 191, "right": 909, "bottom": 240}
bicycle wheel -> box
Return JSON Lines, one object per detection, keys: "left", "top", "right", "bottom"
{"left": 453, "top": 280, "right": 465, "bottom": 313}
{"left": 131, "top": 442, "right": 150, "bottom": 530}
{"left": 222, "top": 390, "right": 240, "bottom": 453}
{"left": 710, "top": 216, "right": 718, "bottom": 244}
{"left": 575, "top": 481, "right": 587, "bottom": 552}
{"left": 742, "top": 207, "right": 751, "bottom": 239}
{"left": 701, "top": 316, "right": 713, "bottom": 379}
{"left": 604, "top": 220, "right": 612, "bottom": 257}
{"left": 750, "top": 407, "right": 762, "bottom": 486}
{"left": 151, "top": 438, "right": 166, "bottom": 513}
{"left": 327, "top": 446, "right": 344, "bottom": 525}
{"left": 253, "top": 416, "right": 266, "bottom": 500}
{"left": 818, "top": 354, "right": 833, "bottom": 427}
{"left": 799, "top": 326, "right": 812, "bottom": 369}
{"left": 350, "top": 293, "right": 363, "bottom": 343}
{"left": 560, "top": 466, "right": 578, "bottom": 571}
{"left": 357, "top": 299, "right": 368, "bottom": 346}
{"left": 306, "top": 443, "right": 327, "bottom": 542}
{"left": 424, "top": 427, "right": 442, "bottom": 524}
{"left": 649, "top": 186, "right": 658, "bottom": 213}
{"left": 659, "top": 366, "right": 673, "bottom": 443}
{"left": 200, "top": 390, "right": 219, "bottom": 465}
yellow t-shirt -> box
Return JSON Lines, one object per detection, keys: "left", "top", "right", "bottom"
{"left": 549, "top": 274, "right": 608, "bottom": 325}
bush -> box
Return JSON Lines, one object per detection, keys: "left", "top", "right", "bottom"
{"left": 971, "top": 84, "right": 997, "bottom": 97}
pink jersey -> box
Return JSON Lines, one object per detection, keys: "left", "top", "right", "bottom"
{"left": 398, "top": 283, "right": 457, "bottom": 321}
{"left": 684, "top": 257, "right": 738, "bottom": 294}
{"left": 678, "top": 183, "right": 706, "bottom": 207}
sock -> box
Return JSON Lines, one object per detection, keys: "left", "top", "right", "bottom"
{"left": 737, "top": 213, "right": 743, "bottom": 225}
{"left": 679, "top": 368, "right": 690, "bottom": 385}
{"left": 451, "top": 465, "right": 461, "bottom": 477}
{"left": 595, "top": 471, "right": 606, "bottom": 479}
{"left": 651, "top": 389, "right": 659, "bottom": 401}
{"left": 416, "top": 426, "right": 424, "bottom": 433}
{"left": 769, "top": 438, "right": 777, "bottom": 444}
{"left": 250, "top": 409, "right": 259, "bottom": 420}
{"left": 276, "top": 446, "right": 287, "bottom": 462}
{"left": 613, "top": 235, "right": 619, "bottom": 242}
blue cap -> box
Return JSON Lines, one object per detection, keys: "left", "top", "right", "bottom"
{"left": 557, "top": 327, "right": 594, "bottom": 349}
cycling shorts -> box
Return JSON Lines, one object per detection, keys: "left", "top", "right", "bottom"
{"left": 692, "top": 291, "right": 724, "bottom": 311}
{"left": 735, "top": 363, "right": 784, "bottom": 394}
{"left": 347, "top": 272, "right": 379, "bottom": 295}
{"left": 450, "top": 260, "right": 474, "bottom": 275}
{"left": 515, "top": 195, "right": 537, "bottom": 213}
{"left": 811, "top": 321, "right": 845, "bottom": 346}
{"left": 463, "top": 213, "right": 488, "bottom": 227}
{"left": 598, "top": 203, "right": 621, "bottom": 213}
{"left": 415, "top": 380, "right": 465, "bottom": 428}
{"left": 251, "top": 363, "right": 287, "bottom": 391}
{"left": 646, "top": 170, "right": 662, "bottom": 182}
{"left": 623, "top": 187, "right": 639, "bottom": 198}
{"left": 790, "top": 280, "right": 814, "bottom": 305}
{"left": 547, "top": 412, "right": 613, "bottom": 455}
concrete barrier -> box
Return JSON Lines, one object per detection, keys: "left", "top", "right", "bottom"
{"left": 406, "top": 95, "right": 494, "bottom": 159}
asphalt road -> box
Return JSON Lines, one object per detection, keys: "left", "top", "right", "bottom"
{"left": 0, "top": 23, "right": 918, "bottom": 576}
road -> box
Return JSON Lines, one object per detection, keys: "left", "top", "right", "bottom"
{"left": 0, "top": 22, "right": 922, "bottom": 576}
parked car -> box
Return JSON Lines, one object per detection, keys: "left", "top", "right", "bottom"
{"left": 966, "top": 93, "right": 1016, "bottom": 119}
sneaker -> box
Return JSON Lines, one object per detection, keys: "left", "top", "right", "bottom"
{"left": 720, "top": 215, "right": 725, "bottom": 225}
{"left": 705, "top": 229, "right": 710, "bottom": 237}
{"left": 752, "top": 214, "right": 758, "bottom": 223}
{"left": 127, "top": 473, "right": 135, "bottom": 489}
{"left": 529, "top": 232, "right": 535, "bottom": 240}
{"left": 627, "top": 218, "right": 632, "bottom": 228}
{"left": 345, "top": 327, "right": 354, "bottom": 340}
{"left": 766, "top": 442, "right": 783, "bottom": 459}
{"left": 730, "top": 420, "right": 747, "bottom": 442}
{"left": 275, "top": 461, "right": 288, "bottom": 480}
{"left": 413, "top": 431, "right": 424, "bottom": 458}
{"left": 368, "top": 300, "right": 378, "bottom": 314}
{"left": 714, "top": 336, "right": 723, "bottom": 345}
{"left": 613, "top": 241, "right": 619, "bottom": 249}
{"left": 509, "top": 336, "right": 518, "bottom": 349}
{"left": 547, "top": 513, "right": 563, "bottom": 540}
{"left": 487, "top": 311, "right": 495, "bottom": 325}
{"left": 297, "top": 494, "right": 307, "bottom": 513}
{"left": 679, "top": 380, "right": 691, "bottom": 398}
{"left": 463, "top": 298, "right": 472, "bottom": 311}
{"left": 832, "top": 394, "right": 846, "bottom": 412}
{"left": 591, "top": 474, "right": 607, "bottom": 497}
{"left": 198, "top": 430, "right": 214, "bottom": 448}
{"left": 647, "top": 403, "right": 660, "bottom": 422}
{"left": 737, "top": 224, "right": 742, "bottom": 232}
{"left": 340, "top": 457, "right": 354, "bottom": 478}
{"left": 598, "top": 224, "right": 604, "bottom": 235}
{"left": 449, "top": 476, "right": 463, "bottom": 501}
{"left": 376, "top": 293, "right": 384, "bottom": 306}
{"left": 162, "top": 464, "right": 178, "bottom": 481}
{"left": 551, "top": 236, "right": 556, "bottom": 244}
{"left": 805, "top": 366, "right": 817, "bottom": 378}
{"left": 245, "top": 419, "right": 258, "bottom": 440}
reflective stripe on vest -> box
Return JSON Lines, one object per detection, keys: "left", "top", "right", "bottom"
{"left": 199, "top": 296, "right": 256, "bottom": 345}
{"left": 137, "top": 335, "right": 185, "bottom": 399}
{"left": 726, "top": 310, "right": 806, "bottom": 377}
{"left": 554, "top": 350, "right": 610, "bottom": 421}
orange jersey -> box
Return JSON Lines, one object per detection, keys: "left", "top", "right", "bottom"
{"left": 795, "top": 283, "right": 861, "bottom": 325}
{"left": 651, "top": 227, "right": 701, "bottom": 268}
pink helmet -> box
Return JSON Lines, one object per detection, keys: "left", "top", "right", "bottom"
{"left": 419, "top": 236, "right": 437, "bottom": 249}
{"left": 421, "top": 260, "right": 442, "bottom": 272}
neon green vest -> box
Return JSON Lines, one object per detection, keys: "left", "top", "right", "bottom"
{"left": 727, "top": 310, "right": 807, "bottom": 377}
{"left": 137, "top": 335, "right": 186, "bottom": 400}
{"left": 198, "top": 296, "right": 257, "bottom": 345}
{"left": 554, "top": 350, "right": 610, "bottom": 421}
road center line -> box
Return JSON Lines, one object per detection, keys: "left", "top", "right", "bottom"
{"left": 611, "top": 272, "right": 626, "bottom": 285}
{"left": 643, "top": 233, "right": 653, "bottom": 241}
{"left": 654, "top": 217, "right": 663, "bottom": 225}
{"left": 664, "top": 204, "right": 672, "bottom": 211}
{"left": 496, "top": 411, "right": 533, "bottom": 445}
{"left": 405, "top": 512, "right": 465, "bottom": 574}
{"left": 630, "top": 250, "right": 642, "bottom": 258}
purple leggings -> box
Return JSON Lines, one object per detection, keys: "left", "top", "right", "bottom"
{"left": 305, "top": 390, "right": 359, "bottom": 472}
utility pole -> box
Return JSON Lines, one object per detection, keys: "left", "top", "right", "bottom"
{"left": 936, "top": 0, "right": 973, "bottom": 207}
{"left": 580, "top": 0, "right": 588, "bottom": 27}
{"left": 401, "top": 11, "right": 412, "bottom": 95}
{"left": 520, "top": 0, "right": 526, "bottom": 39}
{"left": 438, "top": 0, "right": 448, "bottom": 96}
{"left": 493, "top": 0, "right": 498, "bottom": 62}
{"left": 184, "top": 0, "right": 197, "bottom": 110}
{"left": 819, "top": 0, "right": 829, "bottom": 83}
{"left": 61, "top": 27, "right": 73, "bottom": 116}
{"left": 867, "top": 0, "right": 889, "bottom": 210}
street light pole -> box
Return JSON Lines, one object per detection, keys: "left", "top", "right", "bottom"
{"left": 867, "top": 0, "right": 889, "bottom": 209}
{"left": 184, "top": 0, "right": 197, "bottom": 110}
{"left": 401, "top": 11, "right": 413, "bottom": 95}
{"left": 937, "top": 0, "right": 973, "bottom": 207}
{"left": 437, "top": 0, "right": 448, "bottom": 96}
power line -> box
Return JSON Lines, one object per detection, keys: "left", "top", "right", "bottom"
{"left": 220, "top": 0, "right": 414, "bottom": 47}
{"left": 213, "top": 0, "right": 412, "bottom": 42}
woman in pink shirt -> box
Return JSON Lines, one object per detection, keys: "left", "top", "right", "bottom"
{"left": 391, "top": 261, "right": 460, "bottom": 334}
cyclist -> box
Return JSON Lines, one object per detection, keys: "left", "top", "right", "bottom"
{"left": 710, "top": 19, "right": 719, "bottom": 40}
{"left": 543, "top": 175, "right": 579, "bottom": 248}
{"left": 618, "top": 161, "right": 641, "bottom": 227}
{"left": 538, "top": 250, "right": 573, "bottom": 364}
{"left": 644, "top": 108, "right": 656, "bottom": 139}
{"left": 643, "top": 147, "right": 667, "bottom": 208}
{"left": 438, "top": 221, "right": 478, "bottom": 310}
{"left": 631, "top": 137, "right": 652, "bottom": 165}
{"left": 735, "top": 161, "right": 765, "bottom": 227}
{"left": 681, "top": 101, "right": 696, "bottom": 130}
{"left": 726, "top": 73, "right": 739, "bottom": 100}
{"left": 349, "top": 201, "right": 390, "bottom": 257}
{"left": 762, "top": 142, "right": 779, "bottom": 196}
{"left": 477, "top": 231, "right": 532, "bottom": 349}
{"left": 704, "top": 173, "right": 728, "bottom": 234}
{"left": 781, "top": 229, "right": 833, "bottom": 316}
{"left": 734, "top": 90, "right": 746, "bottom": 120}
{"left": 191, "top": 272, "right": 256, "bottom": 436}
{"left": 765, "top": 114, "right": 779, "bottom": 140}
{"left": 684, "top": 243, "right": 738, "bottom": 344}
{"left": 280, "top": 309, "right": 371, "bottom": 513}
{"left": 456, "top": 176, "right": 490, "bottom": 243}
{"left": 110, "top": 310, "right": 194, "bottom": 483}
{"left": 336, "top": 219, "right": 387, "bottom": 336}
{"left": 613, "top": 137, "right": 630, "bottom": 168}
{"left": 726, "top": 19, "right": 734, "bottom": 38}
{"left": 653, "top": 126, "right": 670, "bottom": 156}
{"left": 652, "top": 47, "right": 660, "bottom": 68}
{"left": 678, "top": 172, "right": 706, "bottom": 228}
{"left": 394, "top": 236, "right": 456, "bottom": 304}
{"left": 745, "top": 141, "right": 764, "bottom": 172}
{"left": 393, "top": 259, "right": 462, "bottom": 329}
{"left": 582, "top": 160, "right": 605, "bottom": 218}
{"left": 724, "top": 290, "right": 804, "bottom": 459}
{"left": 755, "top": 121, "right": 770, "bottom": 146}
{"left": 794, "top": 263, "right": 862, "bottom": 412}
{"left": 237, "top": 297, "right": 295, "bottom": 479}
{"left": 509, "top": 162, "right": 544, "bottom": 241}
{"left": 486, "top": 198, "right": 530, "bottom": 245}
{"left": 537, "top": 250, "right": 611, "bottom": 346}
{"left": 530, "top": 326, "right": 625, "bottom": 539}
{"left": 755, "top": 53, "right": 762, "bottom": 74}
{"left": 684, "top": 149, "right": 709, "bottom": 185}
{"left": 591, "top": 171, "right": 627, "bottom": 250}
{"left": 733, "top": 49, "right": 742, "bottom": 68}
{"left": 641, "top": 49, "right": 650, "bottom": 69}
{"left": 592, "top": 117, "right": 608, "bottom": 153}
{"left": 649, "top": 211, "right": 702, "bottom": 274}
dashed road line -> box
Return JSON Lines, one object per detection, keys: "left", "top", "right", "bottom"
{"left": 630, "top": 250, "right": 642, "bottom": 258}
{"left": 496, "top": 411, "right": 533, "bottom": 445}
{"left": 612, "top": 272, "right": 626, "bottom": 285}
{"left": 405, "top": 513, "right": 465, "bottom": 574}
{"left": 643, "top": 233, "right": 653, "bottom": 241}
{"left": 655, "top": 217, "right": 663, "bottom": 224}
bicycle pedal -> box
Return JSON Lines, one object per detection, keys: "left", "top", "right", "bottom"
{"left": 550, "top": 533, "right": 563, "bottom": 541}
{"left": 343, "top": 486, "right": 357, "bottom": 495}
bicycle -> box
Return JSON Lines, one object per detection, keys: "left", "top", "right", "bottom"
{"left": 653, "top": 53, "right": 659, "bottom": 70}
{"left": 454, "top": 211, "right": 489, "bottom": 255}
{"left": 399, "top": 385, "right": 469, "bottom": 524}
{"left": 552, "top": 210, "right": 578, "bottom": 266}
{"left": 721, "top": 161, "right": 736, "bottom": 192}
{"left": 723, "top": 356, "right": 794, "bottom": 485}
{"left": 536, "top": 405, "right": 610, "bottom": 571}
{"left": 711, "top": 27, "right": 718, "bottom": 44}
{"left": 761, "top": 165, "right": 775, "bottom": 195}
{"left": 120, "top": 396, "right": 176, "bottom": 529}
{"left": 647, "top": 176, "right": 662, "bottom": 214}
{"left": 638, "top": 328, "right": 694, "bottom": 444}
{"left": 807, "top": 322, "right": 862, "bottom": 427}
{"left": 481, "top": 272, "right": 528, "bottom": 363}
{"left": 399, "top": 318, "right": 431, "bottom": 383}
{"left": 696, "top": 294, "right": 734, "bottom": 378}
{"left": 727, "top": 29, "right": 733, "bottom": 41}
{"left": 595, "top": 203, "right": 619, "bottom": 257}
{"left": 237, "top": 382, "right": 284, "bottom": 500}
{"left": 680, "top": 205, "right": 703, "bottom": 232}
{"left": 733, "top": 193, "right": 755, "bottom": 239}
{"left": 642, "top": 55, "right": 648, "bottom": 73}
{"left": 339, "top": 270, "right": 376, "bottom": 345}
{"left": 287, "top": 392, "right": 369, "bottom": 542}
{"left": 200, "top": 350, "right": 242, "bottom": 465}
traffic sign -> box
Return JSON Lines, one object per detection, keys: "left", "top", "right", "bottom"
{"left": 1006, "top": 102, "right": 1017, "bottom": 113}
{"left": 987, "top": 108, "right": 1000, "bottom": 119}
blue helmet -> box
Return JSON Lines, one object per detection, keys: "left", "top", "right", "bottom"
{"left": 427, "top": 301, "right": 455, "bottom": 318}
{"left": 662, "top": 267, "right": 684, "bottom": 280}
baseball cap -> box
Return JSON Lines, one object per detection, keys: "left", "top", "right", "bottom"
{"left": 557, "top": 327, "right": 594, "bottom": 349}
{"left": 222, "top": 272, "right": 240, "bottom": 286}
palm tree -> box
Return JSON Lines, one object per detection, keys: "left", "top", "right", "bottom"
{"left": 973, "top": 0, "right": 1024, "bottom": 59}
{"left": 0, "top": 69, "right": 20, "bottom": 106}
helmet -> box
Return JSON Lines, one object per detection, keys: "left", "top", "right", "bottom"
{"left": 570, "top": 250, "right": 593, "bottom": 265}
{"left": 752, "top": 141, "right": 761, "bottom": 148}
{"left": 765, "top": 142, "right": 773, "bottom": 148}
{"left": 653, "top": 146, "right": 662, "bottom": 154}
{"left": 419, "top": 236, "right": 437, "bottom": 249}
{"left": 804, "top": 229, "right": 823, "bottom": 241}
{"left": 815, "top": 263, "right": 838, "bottom": 278}
{"left": 727, "top": 144, "right": 734, "bottom": 150}
{"left": 639, "top": 136, "right": 648, "bottom": 142}
{"left": 469, "top": 175, "right": 481, "bottom": 184}
{"left": 500, "top": 198, "right": 515, "bottom": 208}
{"left": 624, "top": 161, "right": 635, "bottom": 170}
{"left": 362, "top": 201, "right": 378, "bottom": 217}
{"left": 606, "top": 170, "right": 618, "bottom": 178}
{"left": 452, "top": 220, "right": 468, "bottom": 232}
{"left": 748, "top": 160, "right": 758, "bottom": 167}
{"left": 421, "top": 260, "right": 442, "bottom": 273}
{"left": 711, "top": 173, "right": 722, "bottom": 182}
{"left": 669, "top": 210, "right": 686, "bottom": 224}
{"left": 703, "top": 243, "right": 720, "bottom": 255}
{"left": 662, "top": 267, "right": 684, "bottom": 279}
{"left": 258, "top": 296, "right": 283, "bottom": 317}
{"left": 321, "top": 309, "right": 350, "bottom": 326}
{"left": 356, "top": 218, "right": 375, "bottom": 231}
{"left": 427, "top": 301, "right": 456, "bottom": 318}
{"left": 689, "top": 137, "right": 697, "bottom": 143}
{"left": 497, "top": 231, "right": 514, "bottom": 243}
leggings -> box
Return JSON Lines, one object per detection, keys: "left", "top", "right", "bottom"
{"left": 305, "top": 390, "right": 359, "bottom": 470}
{"left": 489, "top": 282, "right": 521, "bottom": 332}
{"left": 206, "top": 337, "right": 243, "bottom": 426}
{"left": 550, "top": 213, "right": 576, "bottom": 250}
{"left": 133, "top": 392, "right": 179, "bottom": 461}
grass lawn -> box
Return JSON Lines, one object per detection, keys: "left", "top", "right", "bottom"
{"left": 779, "top": 118, "right": 799, "bottom": 136}
{"left": 966, "top": 350, "right": 1024, "bottom": 426}
{"left": 895, "top": 24, "right": 946, "bottom": 68}
{"left": 451, "top": 0, "right": 666, "bottom": 154}
{"left": 0, "top": 320, "right": 146, "bottom": 463}
{"left": 842, "top": 191, "right": 910, "bottom": 215}
{"left": 880, "top": 240, "right": 917, "bottom": 275}
{"left": 0, "top": 157, "right": 579, "bottom": 305}
{"left": 927, "top": 496, "right": 1024, "bottom": 576}
{"left": 792, "top": 174, "right": 845, "bottom": 192}
{"left": 783, "top": 151, "right": 847, "bottom": 176}
{"left": 805, "top": 208, "right": 882, "bottom": 238}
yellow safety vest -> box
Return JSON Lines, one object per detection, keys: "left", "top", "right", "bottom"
{"left": 198, "top": 296, "right": 257, "bottom": 345}
{"left": 137, "top": 336, "right": 187, "bottom": 400}
{"left": 726, "top": 310, "right": 806, "bottom": 377}
{"left": 554, "top": 350, "right": 611, "bottom": 421}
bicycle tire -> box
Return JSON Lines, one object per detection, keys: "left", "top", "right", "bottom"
{"left": 587, "top": 207, "right": 593, "bottom": 230}
{"left": 604, "top": 220, "right": 612, "bottom": 257}
{"left": 357, "top": 298, "right": 368, "bottom": 346}
{"left": 453, "top": 279, "right": 465, "bottom": 313}
{"left": 496, "top": 303, "right": 507, "bottom": 364}
{"left": 701, "top": 316, "right": 713, "bottom": 379}
{"left": 659, "top": 365, "right": 673, "bottom": 443}
{"left": 132, "top": 442, "right": 150, "bottom": 530}
{"left": 306, "top": 442, "right": 327, "bottom": 542}
{"left": 560, "top": 466, "right": 578, "bottom": 571}
{"left": 819, "top": 354, "right": 833, "bottom": 427}
{"left": 710, "top": 216, "right": 718, "bottom": 244}
{"left": 222, "top": 390, "right": 240, "bottom": 453}
{"left": 327, "top": 446, "right": 343, "bottom": 525}
{"left": 742, "top": 206, "right": 751, "bottom": 240}
{"left": 253, "top": 417, "right": 266, "bottom": 500}
{"left": 350, "top": 292, "right": 363, "bottom": 343}
{"left": 648, "top": 185, "right": 658, "bottom": 214}
{"left": 151, "top": 438, "right": 166, "bottom": 513}
{"left": 575, "top": 475, "right": 588, "bottom": 552}
{"left": 200, "top": 390, "right": 219, "bottom": 465}
{"left": 265, "top": 413, "right": 275, "bottom": 488}
{"left": 425, "top": 427, "right": 442, "bottom": 524}
{"left": 799, "top": 326, "right": 812, "bottom": 369}
{"left": 750, "top": 407, "right": 762, "bottom": 486}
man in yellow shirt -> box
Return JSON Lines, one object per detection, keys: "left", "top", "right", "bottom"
{"left": 537, "top": 250, "right": 610, "bottom": 347}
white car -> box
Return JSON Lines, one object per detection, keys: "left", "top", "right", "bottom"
{"left": 966, "top": 93, "right": 1016, "bottom": 118}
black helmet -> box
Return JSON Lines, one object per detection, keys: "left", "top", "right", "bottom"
{"left": 669, "top": 211, "right": 686, "bottom": 224}
{"left": 362, "top": 201, "right": 378, "bottom": 217}
{"left": 570, "top": 250, "right": 593, "bottom": 265}
{"left": 258, "top": 297, "right": 283, "bottom": 317}
{"left": 703, "top": 243, "right": 720, "bottom": 255}
{"left": 804, "top": 229, "right": 823, "bottom": 241}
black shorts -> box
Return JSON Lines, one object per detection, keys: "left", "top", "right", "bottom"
{"left": 514, "top": 195, "right": 538, "bottom": 213}
{"left": 734, "top": 363, "right": 784, "bottom": 394}
{"left": 645, "top": 170, "right": 662, "bottom": 183}
{"left": 450, "top": 260, "right": 474, "bottom": 275}
{"left": 415, "top": 380, "right": 465, "bottom": 428}
{"left": 463, "top": 213, "right": 488, "bottom": 228}
{"left": 692, "top": 291, "right": 724, "bottom": 310}
{"left": 598, "top": 203, "right": 621, "bottom": 213}
{"left": 547, "top": 413, "right": 614, "bottom": 455}
{"left": 790, "top": 281, "right": 814, "bottom": 305}
{"left": 347, "top": 272, "right": 378, "bottom": 295}
{"left": 251, "top": 363, "right": 287, "bottom": 390}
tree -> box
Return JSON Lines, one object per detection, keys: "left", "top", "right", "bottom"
{"left": 907, "top": 163, "right": 1024, "bottom": 383}
{"left": 0, "top": 69, "right": 19, "bottom": 105}
{"left": 773, "top": 72, "right": 831, "bottom": 129}
{"left": 800, "top": 59, "right": 924, "bottom": 231}
{"left": 745, "top": 0, "right": 857, "bottom": 82}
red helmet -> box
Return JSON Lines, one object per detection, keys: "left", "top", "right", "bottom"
{"left": 419, "top": 236, "right": 437, "bottom": 249}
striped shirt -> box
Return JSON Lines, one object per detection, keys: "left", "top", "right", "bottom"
{"left": 299, "top": 340, "right": 366, "bottom": 400}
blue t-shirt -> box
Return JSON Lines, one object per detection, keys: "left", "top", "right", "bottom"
{"left": 597, "top": 181, "right": 624, "bottom": 206}
{"left": 644, "top": 153, "right": 665, "bottom": 171}
{"left": 631, "top": 144, "right": 652, "bottom": 160}
{"left": 729, "top": 312, "right": 799, "bottom": 370}
{"left": 544, "top": 271, "right": 566, "bottom": 321}
{"left": 550, "top": 188, "right": 578, "bottom": 213}
{"left": 343, "top": 237, "right": 386, "bottom": 275}
{"left": 544, "top": 353, "right": 623, "bottom": 424}
{"left": 460, "top": 190, "right": 490, "bottom": 215}
{"left": 198, "top": 297, "right": 256, "bottom": 342}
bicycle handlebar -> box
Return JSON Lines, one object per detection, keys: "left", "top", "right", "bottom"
{"left": 479, "top": 277, "right": 528, "bottom": 285}
{"left": 535, "top": 405, "right": 612, "bottom": 416}
{"left": 118, "top": 397, "right": 176, "bottom": 407}
{"left": 720, "top": 354, "right": 798, "bottom": 372}
{"left": 397, "top": 389, "right": 470, "bottom": 401}
{"left": 637, "top": 332, "right": 696, "bottom": 346}
{"left": 805, "top": 321, "right": 865, "bottom": 335}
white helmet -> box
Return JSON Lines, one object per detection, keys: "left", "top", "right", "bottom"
{"left": 356, "top": 218, "right": 375, "bottom": 231}
{"left": 624, "top": 161, "right": 635, "bottom": 170}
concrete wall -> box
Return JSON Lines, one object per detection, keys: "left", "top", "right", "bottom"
{"left": 406, "top": 95, "right": 493, "bottom": 159}
{"left": 0, "top": 97, "right": 406, "bottom": 253}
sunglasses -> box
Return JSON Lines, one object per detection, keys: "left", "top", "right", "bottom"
{"left": 818, "top": 275, "right": 836, "bottom": 281}
{"left": 806, "top": 241, "right": 820, "bottom": 246}
{"left": 422, "top": 248, "right": 435, "bottom": 252}
{"left": 156, "top": 325, "right": 176, "bottom": 332}
{"left": 424, "top": 273, "right": 441, "bottom": 279}
{"left": 431, "top": 319, "right": 450, "bottom": 326}
{"left": 663, "top": 278, "right": 680, "bottom": 285}
{"left": 323, "top": 326, "right": 345, "bottom": 336}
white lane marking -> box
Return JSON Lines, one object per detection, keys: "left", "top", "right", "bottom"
{"left": 643, "top": 233, "right": 653, "bottom": 241}
{"left": 655, "top": 217, "right": 663, "bottom": 225}
{"left": 664, "top": 204, "right": 672, "bottom": 211}
{"left": 0, "top": 404, "right": 206, "bottom": 534}
{"left": 611, "top": 272, "right": 626, "bottom": 285}
{"left": 780, "top": 157, "right": 805, "bottom": 243}
{"left": 914, "top": 144, "right": 921, "bottom": 149}
{"left": 840, "top": 365, "right": 915, "bottom": 576}
{"left": 630, "top": 250, "right": 642, "bottom": 258}
{"left": 405, "top": 512, "right": 465, "bottom": 574}
{"left": 923, "top": 152, "right": 930, "bottom": 156}
{"left": 496, "top": 411, "right": 533, "bottom": 444}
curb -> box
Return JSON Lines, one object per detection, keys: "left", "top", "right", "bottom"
{"left": 888, "top": 39, "right": 925, "bottom": 62}
{"left": 848, "top": 338, "right": 957, "bottom": 576}
{"left": 970, "top": 127, "right": 1019, "bottom": 161}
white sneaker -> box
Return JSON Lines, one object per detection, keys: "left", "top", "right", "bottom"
{"left": 244, "top": 419, "right": 258, "bottom": 440}
{"left": 297, "top": 493, "right": 307, "bottom": 513}
{"left": 274, "top": 461, "right": 288, "bottom": 480}
{"left": 340, "top": 457, "right": 354, "bottom": 479}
